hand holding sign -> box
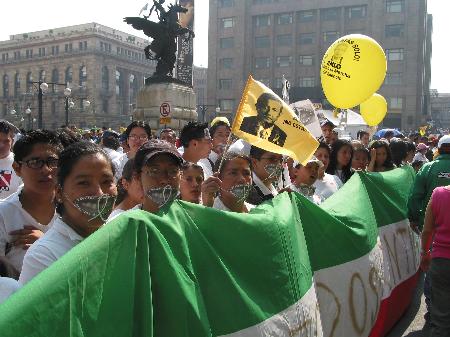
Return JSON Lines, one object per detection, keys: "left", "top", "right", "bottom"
{"left": 321, "top": 34, "right": 387, "bottom": 109}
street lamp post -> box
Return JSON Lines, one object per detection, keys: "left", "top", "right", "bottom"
{"left": 64, "top": 88, "right": 72, "bottom": 125}
{"left": 25, "top": 108, "right": 32, "bottom": 130}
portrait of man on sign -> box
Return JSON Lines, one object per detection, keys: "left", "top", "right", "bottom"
{"left": 239, "top": 93, "right": 287, "bottom": 146}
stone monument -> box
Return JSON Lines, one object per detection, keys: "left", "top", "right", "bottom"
{"left": 124, "top": 0, "right": 197, "bottom": 130}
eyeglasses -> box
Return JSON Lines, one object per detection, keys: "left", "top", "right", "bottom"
{"left": 20, "top": 157, "right": 59, "bottom": 169}
{"left": 144, "top": 167, "right": 180, "bottom": 179}
{"left": 129, "top": 135, "right": 148, "bottom": 141}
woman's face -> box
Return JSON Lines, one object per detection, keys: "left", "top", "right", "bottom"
{"left": 180, "top": 167, "right": 203, "bottom": 204}
{"left": 375, "top": 147, "right": 388, "bottom": 167}
{"left": 58, "top": 153, "right": 117, "bottom": 237}
{"left": 128, "top": 127, "right": 149, "bottom": 154}
{"left": 212, "top": 125, "right": 230, "bottom": 155}
{"left": 220, "top": 158, "right": 252, "bottom": 200}
{"left": 352, "top": 151, "right": 369, "bottom": 171}
{"left": 336, "top": 145, "right": 352, "bottom": 169}
{"left": 315, "top": 147, "right": 330, "bottom": 171}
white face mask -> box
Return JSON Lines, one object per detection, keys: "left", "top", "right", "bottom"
{"left": 67, "top": 194, "right": 117, "bottom": 222}
{"left": 264, "top": 163, "right": 283, "bottom": 181}
{"left": 228, "top": 184, "right": 252, "bottom": 204}
{"left": 146, "top": 185, "right": 179, "bottom": 208}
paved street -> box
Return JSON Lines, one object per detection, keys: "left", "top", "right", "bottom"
{"left": 386, "top": 274, "right": 431, "bottom": 337}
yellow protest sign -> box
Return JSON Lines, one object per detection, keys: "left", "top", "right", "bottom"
{"left": 232, "top": 75, "right": 319, "bottom": 165}
{"left": 321, "top": 34, "right": 387, "bottom": 109}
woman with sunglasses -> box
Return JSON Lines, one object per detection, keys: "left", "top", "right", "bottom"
{"left": 19, "top": 141, "right": 117, "bottom": 285}
{"left": 0, "top": 130, "right": 62, "bottom": 279}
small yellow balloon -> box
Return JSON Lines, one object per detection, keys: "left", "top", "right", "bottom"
{"left": 321, "top": 34, "right": 387, "bottom": 109}
{"left": 360, "top": 94, "right": 387, "bottom": 126}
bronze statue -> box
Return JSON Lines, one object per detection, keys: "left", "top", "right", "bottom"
{"left": 124, "top": 0, "right": 195, "bottom": 83}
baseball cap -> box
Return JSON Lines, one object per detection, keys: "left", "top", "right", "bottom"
{"left": 320, "top": 119, "right": 335, "bottom": 128}
{"left": 139, "top": 139, "right": 183, "bottom": 166}
{"left": 438, "top": 135, "right": 450, "bottom": 148}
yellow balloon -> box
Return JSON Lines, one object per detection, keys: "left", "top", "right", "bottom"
{"left": 360, "top": 94, "right": 387, "bottom": 126}
{"left": 321, "top": 34, "right": 387, "bottom": 109}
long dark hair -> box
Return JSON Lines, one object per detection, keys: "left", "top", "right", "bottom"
{"left": 116, "top": 158, "right": 136, "bottom": 204}
{"left": 370, "top": 140, "right": 395, "bottom": 170}
{"left": 389, "top": 139, "right": 408, "bottom": 167}
{"left": 326, "top": 139, "right": 353, "bottom": 183}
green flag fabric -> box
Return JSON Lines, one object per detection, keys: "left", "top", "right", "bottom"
{"left": 0, "top": 166, "right": 419, "bottom": 337}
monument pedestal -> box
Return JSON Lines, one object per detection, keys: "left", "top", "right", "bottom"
{"left": 134, "top": 82, "right": 197, "bottom": 131}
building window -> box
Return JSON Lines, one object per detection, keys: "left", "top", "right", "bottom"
{"left": 385, "top": 72, "right": 403, "bottom": 85}
{"left": 51, "top": 46, "right": 59, "bottom": 55}
{"left": 221, "top": 17, "right": 234, "bottom": 29}
{"left": 255, "top": 36, "right": 271, "bottom": 48}
{"left": 220, "top": 37, "right": 234, "bottom": 49}
{"left": 1, "top": 53, "right": 8, "bottom": 62}
{"left": 385, "top": 24, "right": 405, "bottom": 37}
{"left": 347, "top": 5, "right": 367, "bottom": 19}
{"left": 219, "top": 58, "right": 233, "bottom": 69}
{"left": 299, "top": 55, "right": 314, "bottom": 66}
{"left": 14, "top": 73, "right": 20, "bottom": 97}
{"left": 321, "top": 8, "right": 340, "bottom": 21}
{"left": 38, "top": 47, "right": 46, "bottom": 57}
{"left": 13, "top": 51, "right": 20, "bottom": 60}
{"left": 102, "top": 66, "right": 109, "bottom": 90}
{"left": 276, "top": 56, "right": 292, "bottom": 67}
{"left": 386, "top": 48, "right": 404, "bottom": 61}
{"left": 219, "top": 79, "right": 232, "bottom": 90}
{"left": 277, "top": 13, "right": 293, "bottom": 25}
{"left": 130, "top": 74, "right": 137, "bottom": 101}
{"left": 219, "top": 99, "right": 234, "bottom": 111}
{"left": 39, "top": 70, "right": 46, "bottom": 82}
{"left": 26, "top": 49, "right": 33, "bottom": 58}
{"left": 254, "top": 57, "right": 271, "bottom": 69}
{"left": 275, "top": 77, "right": 290, "bottom": 88}
{"left": 254, "top": 15, "right": 271, "bottom": 27}
{"left": 51, "top": 69, "right": 59, "bottom": 92}
{"left": 3, "top": 75, "right": 9, "bottom": 98}
{"left": 276, "top": 34, "right": 292, "bottom": 47}
{"left": 218, "top": 0, "right": 234, "bottom": 8}
{"left": 64, "top": 43, "right": 72, "bottom": 53}
{"left": 78, "top": 41, "right": 87, "bottom": 51}
{"left": 299, "top": 33, "right": 315, "bottom": 45}
{"left": 389, "top": 97, "right": 403, "bottom": 109}
{"left": 116, "top": 70, "right": 123, "bottom": 96}
{"left": 26, "top": 72, "right": 33, "bottom": 93}
{"left": 65, "top": 67, "right": 73, "bottom": 86}
{"left": 258, "top": 78, "right": 271, "bottom": 87}
{"left": 386, "top": 0, "right": 404, "bottom": 13}
{"left": 79, "top": 66, "right": 87, "bottom": 87}
{"left": 323, "top": 31, "right": 340, "bottom": 43}
{"left": 298, "top": 10, "right": 316, "bottom": 22}
{"left": 102, "top": 99, "right": 109, "bottom": 114}
{"left": 299, "top": 77, "right": 315, "bottom": 87}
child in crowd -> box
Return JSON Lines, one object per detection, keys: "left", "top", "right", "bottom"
{"left": 179, "top": 162, "right": 204, "bottom": 204}
{"left": 351, "top": 141, "right": 370, "bottom": 171}
{"left": 313, "top": 142, "right": 342, "bottom": 200}
{"left": 213, "top": 153, "right": 254, "bottom": 213}
{"left": 326, "top": 139, "right": 353, "bottom": 184}
{"left": 415, "top": 143, "right": 430, "bottom": 164}
{"left": 0, "top": 121, "right": 22, "bottom": 200}
{"left": 0, "top": 131, "right": 62, "bottom": 279}
{"left": 292, "top": 156, "right": 323, "bottom": 204}
{"left": 108, "top": 159, "right": 144, "bottom": 220}
{"left": 368, "top": 140, "right": 396, "bottom": 172}
{"left": 19, "top": 141, "right": 118, "bottom": 285}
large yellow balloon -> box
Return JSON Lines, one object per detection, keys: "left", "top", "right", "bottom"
{"left": 321, "top": 34, "right": 387, "bottom": 109}
{"left": 360, "top": 93, "right": 387, "bottom": 126}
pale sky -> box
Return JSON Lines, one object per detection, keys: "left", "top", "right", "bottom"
{"left": 0, "top": 0, "right": 448, "bottom": 91}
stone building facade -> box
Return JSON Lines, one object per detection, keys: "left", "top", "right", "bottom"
{"left": 208, "top": 0, "right": 432, "bottom": 130}
{"left": 430, "top": 90, "right": 450, "bottom": 130}
{"left": 0, "top": 23, "right": 156, "bottom": 130}
{"left": 193, "top": 65, "right": 208, "bottom": 122}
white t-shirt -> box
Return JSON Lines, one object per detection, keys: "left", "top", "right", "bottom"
{"left": 212, "top": 197, "right": 255, "bottom": 212}
{"left": 253, "top": 173, "right": 278, "bottom": 197}
{"left": 198, "top": 151, "right": 219, "bottom": 179}
{"left": 314, "top": 173, "right": 343, "bottom": 201}
{"left": 0, "top": 152, "right": 22, "bottom": 200}
{"left": 0, "top": 191, "right": 57, "bottom": 274}
{"left": 291, "top": 185, "right": 323, "bottom": 205}
{"left": 116, "top": 153, "right": 130, "bottom": 179}
{"left": 103, "top": 148, "right": 123, "bottom": 181}
{"left": 0, "top": 277, "right": 20, "bottom": 304}
{"left": 19, "top": 217, "right": 83, "bottom": 285}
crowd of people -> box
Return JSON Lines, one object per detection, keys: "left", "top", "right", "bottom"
{"left": 0, "top": 117, "right": 449, "bottom": 335}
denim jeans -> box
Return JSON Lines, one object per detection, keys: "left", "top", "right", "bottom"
{"left": 430, "top": 258, "right": 450, "bottom": 337}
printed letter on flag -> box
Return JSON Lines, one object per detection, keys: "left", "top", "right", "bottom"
{"left": 232, "top": 75, "right": 319, "bottom": 165}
